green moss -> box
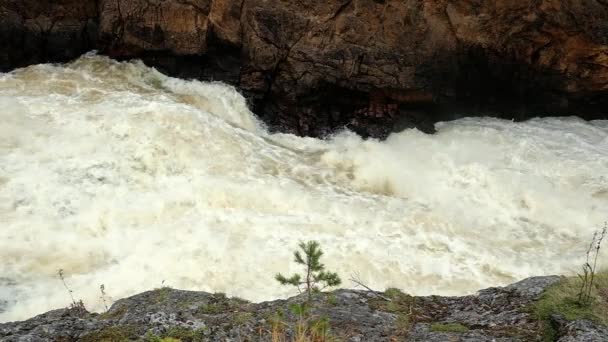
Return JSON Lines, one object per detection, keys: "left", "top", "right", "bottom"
{"left": 531, "top": 271, "right": 608, "bottom": 341}
{"left": 430, "top": 295, "right": 441, "bottom": 303}
{"left": 230, "top": 296, "right": 249, "bottom": 304}
{"left": 232, "top": 312, "right": 253, "bottom": 325}
{"left": 142, "top": 331, "right": 163, "bottom": 342}
{"left": 80, "top": 325, "right": 138, "bottom": 342}
{"left": 533, "top": 271, "right": 608, "bottom": 325}
{"left": 99, "top": 306, "right": 128, "bottom": 320}
{"left": 369, "top": 288, "right": 413, "bottom": 313}
{"left": 195, "top": 294, "right": 248, "bottom": 316}
{"left": 197, "top": 302, "right": 226, "bottom": 314}
{"left": 325, "top": 293, "right": 338, "bottom": 306}
{"left": 430, "top": 322, "right": 469, "bottom": 333}
{"left": 368, "top": 288, "right": 416, "bottom": 336}
{"left": 384, "top": 288, "right": 406, "bottom": 300}
{"left": 154, "top": 287, "right": 172, "bottom": 303}
{"left": 164, "top": 326, "right": 207, "bottom": 342}
{"left": 143, "top": 335, "right": 182, "bottom": 342}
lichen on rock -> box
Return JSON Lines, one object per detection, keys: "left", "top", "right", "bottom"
{"left": 1, "top": 276, "right": 606, "bottom": 341}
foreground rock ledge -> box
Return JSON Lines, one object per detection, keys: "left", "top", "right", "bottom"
{"left": 1, "top": 0, "right": 608, "bottom": 138}
{"left": 1, "top": 276, "right": 607, "bottom": 341}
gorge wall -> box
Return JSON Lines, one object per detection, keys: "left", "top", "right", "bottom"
{"left": 1, "top": 0, "right": 608, "bottom": 138}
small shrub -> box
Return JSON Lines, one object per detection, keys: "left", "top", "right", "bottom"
{"left": 100, "top": 284, "right": 110, "bottom": 312}
{"left": 395, "top": 313, "right": 412, "bottom": 334}
{"left": 57, "top": 269, "right": 88, "bottom": 316}
{"left": 578, "top": 224, "right": 607, "bottom": 305}
{"left": 269, "top": 311, "right": 288, "bottom": 342}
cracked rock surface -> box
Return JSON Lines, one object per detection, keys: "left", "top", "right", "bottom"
{"left": 1, "top": 276, "right": 607, "bottom": 341}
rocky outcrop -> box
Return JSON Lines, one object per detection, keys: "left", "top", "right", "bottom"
{"left": 1, "top": 276, "right": 607, "bottom": 341}
{"left": 1, "top": 1, "right": 608, "bottom": 137}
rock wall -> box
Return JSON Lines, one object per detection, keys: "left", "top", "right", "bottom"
{"left": 1, "top": 0, "right": 608, "bottom": 137}
{"left": 0, "top": 0, "right": 98, "bottom": 70}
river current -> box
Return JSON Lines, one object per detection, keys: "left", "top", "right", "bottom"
{"left": 1, "top": 54, "right": 607, "bottom": 322}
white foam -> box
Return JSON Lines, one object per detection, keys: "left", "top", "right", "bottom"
{"left": 1, "top": 54, "right": 607, "bottom": 322}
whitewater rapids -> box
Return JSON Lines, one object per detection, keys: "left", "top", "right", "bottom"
{"left": 1, "top": 54, "right": 607, "bottom": 322}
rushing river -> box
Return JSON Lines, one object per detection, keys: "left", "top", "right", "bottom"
{"left": 0, "top": 54, "right": 607, "bottom": 322}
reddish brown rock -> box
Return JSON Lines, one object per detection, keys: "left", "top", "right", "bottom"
{"left": 1, "top": 0, "right": 608, "bottom": 138}
{"left": 98, "top": 0, "right": 211, "bottom": 55}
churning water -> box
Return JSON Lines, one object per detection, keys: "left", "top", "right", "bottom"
{"left": 1, "top": 54, "right": 607, "bottom": 322}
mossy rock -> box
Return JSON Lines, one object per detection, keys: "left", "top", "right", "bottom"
{"left": 369, "top": 287, "right": 414, "bottom": 314}
{"left": 533, "top": 271, "right": 608, "bottom": 341}
{"left": 142, "top": 327, "right": 207, "bottom": 342}
{"left": 430, "top": 322, "right": 469, "bottom": 333}
{"left": 99, "top": 306, "right": 128, "bottom": 320}
{"left": 534, "top": 271, "right": 608, "bottom": 325}
{"left": 80, "top": 325, "right": 138, "bottom": 342}
{"left": 367, "top": 288, "right": 417, "bottom": 337}
{"left": 164, "top": 326, "right": 207, "bottom": 342}
{"left": 194, "top": 293, "right": 248, "bottom": 316}
{"left": 153, "top": 287, "right": 173, "bottom": 303}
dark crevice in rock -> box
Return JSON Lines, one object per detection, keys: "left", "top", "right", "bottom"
{"left": 135, "top": 40, "right": 243, "bottom": 86}
{"left": 419, "top": 45, "right": 607, "bottom": 124}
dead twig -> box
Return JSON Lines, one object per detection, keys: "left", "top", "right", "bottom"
{"left": 349, "top": 272, "right": 391, "bottom": 301}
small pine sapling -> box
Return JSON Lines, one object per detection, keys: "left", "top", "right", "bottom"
{"left": 275, "top": 241, "right": 341, "bottom": 305}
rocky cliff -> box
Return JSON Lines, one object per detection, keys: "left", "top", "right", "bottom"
{"left": 1, "top": 277, "right": 607, "bottom": 341}
{"left": 1, "top": 0, "right": 608, "bottom": 137}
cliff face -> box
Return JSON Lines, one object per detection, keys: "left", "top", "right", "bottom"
{"left": 0, "top": 0, "right": 98, "bottom": 69}
{"left": 1, "top": 0, "right": 608, "bottom": 137}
